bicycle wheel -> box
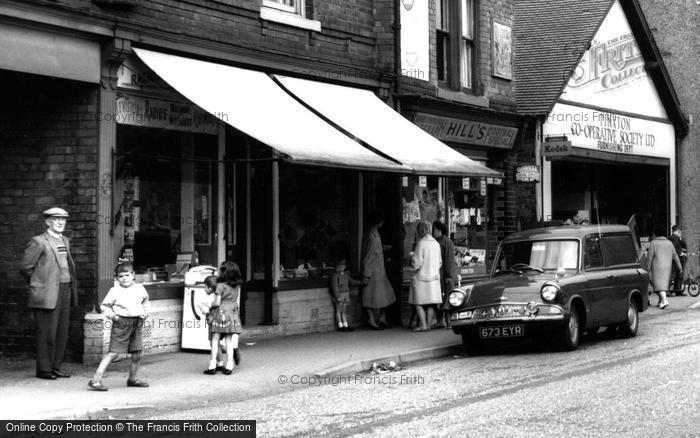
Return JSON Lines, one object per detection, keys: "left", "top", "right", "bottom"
{"left": 688, "top": 279, "right": 700, "bottom": 297}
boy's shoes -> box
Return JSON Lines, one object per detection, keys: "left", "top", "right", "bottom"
{"left": 203, "top": 368, "right": 217, "bottom": 375}
{"left": 52, "top": 369, "right": 71, "bottom": 378}
{"left": 346, "top": 326, "right": 355, "bottom": 332}
{"left": 88, "top": 380, "right": 108, "bottom": 391}
{"left": 233, "top": 349, "right": 241, "bottom": 366}
{"left": 36, "top": 371, "right": 57, "bottom": 380}
{"left": 338, "top": 327, "right": 347, "bottom": 332}
{"left": 126, "top": 379, "right": 149, "bottom": 387}
{"left": 223, "top": 362, "right": 234, "bottom": 375}
{"left": 215, "top": 365, "right": 225, "bottom": 372}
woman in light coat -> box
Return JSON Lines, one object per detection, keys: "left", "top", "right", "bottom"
{"left": 360, "top": 210, "right": 396, "bottom": 329}
{"left": 648, "top": 225, "right": 682, "bottom": 309}
{"left": 409, "top": 220, "right": 442, "bottom": 331}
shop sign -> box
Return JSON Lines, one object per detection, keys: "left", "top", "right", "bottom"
{"left": 542, "top": 140, "right": 572, "bottom": 157}
{"left": 400, "top": 0, "right": 429, "bottom": 82}
{"left": 414, "top": 113, "right": 518, "bottom": 149}
{"left": 115, "top": 94, "right": 219, "bottom": 135}
{"left": 544, "top": 103, "right": 674, "bottom": 159}
{"left": 117, "top": 56, "right": 171, "bottom": 92}
{"left": 515, "top": 165, "right": 540, "bottom": 182}
{"left": 558, "top": 1, "right": 666, "bottom": 119}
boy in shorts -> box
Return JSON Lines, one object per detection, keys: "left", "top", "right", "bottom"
{"left": 88, "top": 262, "right": 150, "bottom": 391}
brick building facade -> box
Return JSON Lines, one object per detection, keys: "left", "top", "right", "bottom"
{"left": 0, "top": 0, "right": 516, "bottom": 361}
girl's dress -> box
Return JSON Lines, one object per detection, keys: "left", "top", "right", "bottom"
{"left": 210, "top": 283, "right": 243, "bottom": 334}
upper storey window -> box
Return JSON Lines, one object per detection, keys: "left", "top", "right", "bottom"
{"left": 437, "top": 0, "right": 475, "bottom": 91}
{"left": 261, "top": 0, "right": 321, "bottom": 32}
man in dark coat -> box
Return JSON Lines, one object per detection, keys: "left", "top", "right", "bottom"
{"left": 669, "top": 225, "right": 688, "bottom": 296}
{"left": 19, "top": 207, "right": 78, "bottom": 379}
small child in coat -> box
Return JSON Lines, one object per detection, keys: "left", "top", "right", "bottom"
{"left": 329, "top": 258, "right": 363, "bottom": 332}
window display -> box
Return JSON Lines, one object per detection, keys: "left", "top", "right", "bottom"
{"left": 114, "top": 126, "right": 217, "bottom": 279}
{"left": 446, "top": 176, "right": 489, "bottom": 278}
{"left": 277, "top": 164, "right": 356, "bottom": 280}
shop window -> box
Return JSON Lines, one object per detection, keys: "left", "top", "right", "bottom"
{"left": 447, "top": 176, "right": 488, "bottom": 278}
{"left": 437, "top": 0, "right": 476, "bottom": 91}
{"left": 261, "top": 0, "right": 321, "bottom": 32}
{"left": 402, "top": 176, "right": 444, "bottom": 280}
{"left": 115, "top": 126, "right": 217, "bottom": 276}
{"left": 277, "top": 164, "right": 356, "bottom": 281}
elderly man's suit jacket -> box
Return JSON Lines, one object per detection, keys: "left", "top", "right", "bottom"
{"left": 19, "top": 232, "right": 78, "bottom": 309}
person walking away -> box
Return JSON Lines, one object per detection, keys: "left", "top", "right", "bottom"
{"left": 408, "top": 221, "right": 443, "bottom": 331}
{"left": 360, "top": 210, "right": 396, "bottom": 330}
{"left": 433, "top": 221, "right": 457, "bottom": 329}
{"left": 647, "top": 225, "right": 682, "bottom": 309}
{"left": 88, "top": 262, "right": 149, "bottom": 391}
{"left": 203, "top": 261, "right": 243, "bottom": 375}
{"left": 329, "top": 258, "right": 363, "bottom": 332}
{"left": 669, "top": 225, "right": 688, "bottom": 296}
{"left": 19, "top": 207, "right": 78, "bottom": 380}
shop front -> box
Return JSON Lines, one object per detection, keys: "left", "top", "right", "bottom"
{"left": 84, "top": 47, "right": 502, "bottom": 354}
{"left": 541, "top": 0, "right": 678, "bottom": 240}
{"left": 402, "top": 105, "right": 520, "bottom": 276}
{"left": 393, "top": 102, "right": 521, "bottom": 323}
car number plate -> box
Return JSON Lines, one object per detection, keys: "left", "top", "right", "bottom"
{"left": 479, "top": 325, "right": 524, "bottom": 338}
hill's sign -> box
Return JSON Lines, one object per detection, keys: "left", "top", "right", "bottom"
{"left": 414, "top": 113, "right": 518, "bottom": 149}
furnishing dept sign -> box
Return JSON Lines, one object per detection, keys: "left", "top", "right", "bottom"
{"left": 544, "top": 103, "right": 674, "bottom": 159}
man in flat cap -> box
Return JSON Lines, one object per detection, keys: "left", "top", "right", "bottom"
{"left": 20, "top": 207, "right": 78, "bottom": 380}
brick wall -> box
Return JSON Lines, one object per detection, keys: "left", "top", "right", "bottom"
{"left": 0, "top": 71, "right": 99, "bottom": 359}
{"left": 637, "top": 0, "right": 700, "bottom": 275}
{"left": 418, "top": 0, "right": 516, "bottom": 108}
{"left": 83, "top": 299, "right": 183, "bottom": 365}
{"left": 31, "top": 0, "right": 388, "bottom": 77}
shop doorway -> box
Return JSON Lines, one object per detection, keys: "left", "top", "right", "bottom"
{"left": 363, "top": 172, "right": 403, "bottom": 324}
{"left": 551, "top": 160, "right": 668, "bottom": 237}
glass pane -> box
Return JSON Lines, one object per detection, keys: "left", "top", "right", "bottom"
{"left": 438, "top": 0, "right": 450, "bottom": 30}
{"left": 437, "top": 32, "right": 450, "bottom": 82}
{"left": 497, "top": 240, "right": 579, "bottom": 271}
{"left": 584, "top": 236, "right": 604, "bottom": 268}
{"left": 601, "top": 234, "right": 637, "bottom": 266}
{"left": 461, "top": 0, "right": 473, "bottom": 39}
{"left": 279, "top": 165, "right": 356, "bottom": 280}
{"left": 460, "top": 41, "right": 472, "bottom": 89}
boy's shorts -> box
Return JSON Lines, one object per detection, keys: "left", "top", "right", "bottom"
{"left": 109, "top": 316, "right": 144, "bottom": 354}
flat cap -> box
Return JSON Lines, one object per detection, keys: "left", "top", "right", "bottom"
{"left": 43, "top": 207, "right": 69, "bottom": 217}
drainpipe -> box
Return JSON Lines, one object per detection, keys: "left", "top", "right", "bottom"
{"left": 393, "top": 0, "right": 402, "bottom": 114}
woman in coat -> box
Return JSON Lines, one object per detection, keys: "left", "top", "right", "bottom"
{"left": 408, "top": 220, "right": 443, "bottom": 331}
{"left": 648, "top": 225, "right": 682, "bottom": 309}
{"left": 360, "top": 210, "right": 396, "bottom": 329}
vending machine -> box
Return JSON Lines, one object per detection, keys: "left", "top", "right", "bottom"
{"left": 181, "top": 265, "right": 217, "bottom": 350}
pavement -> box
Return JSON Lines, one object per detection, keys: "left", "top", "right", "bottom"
{"left": 1, "top": 293, "right": 697, "bottom": 420}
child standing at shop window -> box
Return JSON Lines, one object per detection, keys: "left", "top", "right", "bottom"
{"left": 202, "top": 261, "right": 243, "bottom": 375}
{"left": 329, "top": 258, "right": 363, "bottom": 332}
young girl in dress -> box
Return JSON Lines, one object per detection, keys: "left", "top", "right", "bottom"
{"left": 329, "top": 258, "right": 363, "bottom": 332}
{"left": 202, "top": 261, "right": 243, "bottom": 375}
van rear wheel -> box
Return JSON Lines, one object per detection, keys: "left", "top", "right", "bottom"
{"left": 618, "top": 300, "right": 638, "bottom": 338}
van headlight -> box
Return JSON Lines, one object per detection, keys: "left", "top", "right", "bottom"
{"left": 448, "top": 286, "right": 473, "bottom": 307}
{"left": 540, "top": 284, "right": 560, "bottom": 302}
